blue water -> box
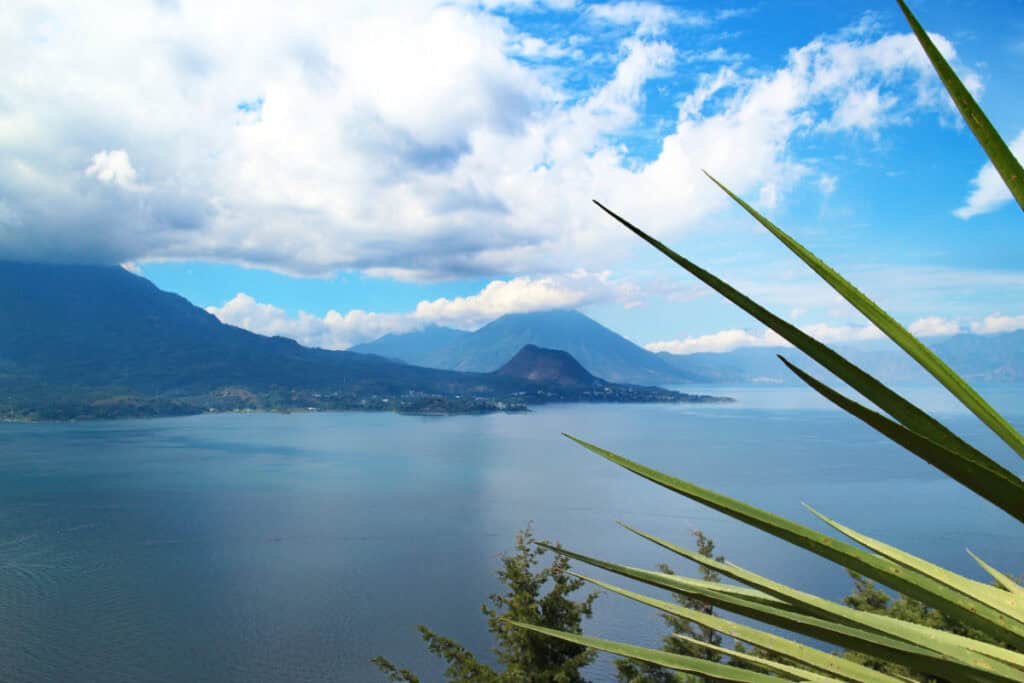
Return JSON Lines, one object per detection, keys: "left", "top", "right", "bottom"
{"left": 0, "top": 384, "right": 1021, "bottom": 682}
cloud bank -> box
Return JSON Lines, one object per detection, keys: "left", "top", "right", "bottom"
{"left": 1, "top": 1, "right": 973, "bottom": 280}
{"left": 207, "top": 270, "right": 629, "bottom": 348}
{"left": 645, "top": 315, "right": 974, "bottom": 354}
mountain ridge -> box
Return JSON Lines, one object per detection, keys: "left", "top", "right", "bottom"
{"left": 0, "top": 261, "right": 710, "bottom": 419}
{"left": 352, "top": 309, "right": 695, "bottom": 384}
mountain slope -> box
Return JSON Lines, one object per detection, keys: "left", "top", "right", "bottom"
{"left": 495, "top": 345, "right": 601, "bottom": 387}
{"left": 0, "top": 262, "right": 707, "bottom": 418}
{"left": 355, "top": 309, "right": 695, "bottom": 385}
{"left": 0, "top": 262, "right": 501, "bottom": 395}
{"left": 350, "top": 325, "right": 470, "bottom": 365}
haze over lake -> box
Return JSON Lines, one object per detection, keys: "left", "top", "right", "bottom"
{"left": 2, "top": 384, "right": 1021, "bottom": 682}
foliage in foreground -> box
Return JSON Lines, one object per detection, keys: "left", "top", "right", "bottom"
{"left": 508, "top": 1, "right": 1024, "bottom": 682}
{"left": 373, "top": 525, "right": 598, "bottom": 682}
{"left": 616, "top": 531, "right": 727, "bottom": 683}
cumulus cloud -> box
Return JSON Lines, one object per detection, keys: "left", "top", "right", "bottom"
{"left": 970, "top": 313, "right": 1024, "bottom": 335}
{"left": 908, "top": 316, "right": 959, "bottom": 337}
{"left": 645, "top": 329, "right": 787, "bottom": 354}
{"left": 207, "top": 294, "right": 414, "bottom": 350}
{"left": 587, "top": 2, "right": 707, "bottom": 35}
{"left": 646, "top": 322, "right": 882, "bottom": 355}
{"left": 0, "top": 1, "right": 973, "bottom": 278}
{"left": 207, "top": 270, "right": 630, "bottom": 349}
{"left": 954, "top": 130, "right": 1024, "bottom": 219}
{"left": 85, "top": 150, "right": 144, "bottom": 191}
{"left": 646, "top": 314, "right": 974, "bottom": 355}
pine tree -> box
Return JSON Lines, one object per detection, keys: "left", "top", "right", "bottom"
{"left": 373, "top": 525, "right": 599, "bottom": 682}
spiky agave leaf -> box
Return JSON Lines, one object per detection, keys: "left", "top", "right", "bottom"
{"left": 704, "top": 171, "right": 1024, "bottom": 460}
{"left": 968, "top": 550, "right": 1024, "bottom": 597}
{"left": 592, "top": 199, "right": 1022, "bottom": 516}
{"left": 897, "top": 0, "right": 1024, "bottom": 214}
{"left": 777, "top": 356, "right": 1023, "bottom": 522}
{"left": 544, "top": 544, "right": 1019, "bottom": 682}
{"left": 562, "top": 433, "right": 1024, "bottom": 647}
{"left": 504, "top": 621, "right": 799, "bottom": 683}
{"left": 573, "top": 572, "right": 904, "bottom": 683}
{"left": 801, "top": 504, "right": 1024, "bottom": 621}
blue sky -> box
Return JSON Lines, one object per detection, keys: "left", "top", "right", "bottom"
{"left": 4, "top": 0, "right": 1024, "bottom": 352}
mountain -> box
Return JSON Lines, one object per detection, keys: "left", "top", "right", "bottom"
{"left": 0, "top": 262, "right": 708, "bottom": 419}
{"left": 353, "top": 309, "right": 696, "bottom": 385}
{"left": 353, "top": 324, "right": 470, "bottom": 366}
{"left": 495, "top": 345, "right": 601, "bottom": 387}
{"left": 657, "top": 330, "right": 1024, "bottom": 384}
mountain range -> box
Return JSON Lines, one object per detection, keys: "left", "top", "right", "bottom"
{"left": 353, "top": 309, "right": 1024, "bottom": 386}
{"left": 351, "top": 309, "right": 698, "bottom": 385}
{"left": 0, "top": 262, "right": 702, "bottom": 420}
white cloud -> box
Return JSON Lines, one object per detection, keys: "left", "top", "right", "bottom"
{"left": 908, "top": 316, "right": 959, "bottom": 337}
{"left": 85, "top": 149, "right": 143, "bottom": 191}
{"left": 0, "top": 2, "right": 973, "bottom": 278}
{"left": 411, "top": 270, "right": 625, "bottom": 329}
{"left": 206, "top": 270, "right": 630, "bottom": 349}
{"left": 800, "top": 322, "right": 884, "bottom": 344}
{"left": 954, "top": 130, "right": 1024, "bottom": 219}
{"left": 645, "top": 313, "right": 995, "bottom": 356}
{"left": 207, "top": 293, "right": 415, "bottom": 350}
{"left": 970, "top": 313, "right": 1024, "bottom": 335}
{"left": 645, "top": 328, "right": 787, "bottom": 354}
{"left": 587, "top": 2, "right": 707, "bottom": 35}
{"left": 646, "top": 322, "right": 884, "bottom": 355}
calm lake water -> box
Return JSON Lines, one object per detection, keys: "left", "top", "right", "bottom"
{"left": 1, "top": 384, "right": 1021, "bottom": 682}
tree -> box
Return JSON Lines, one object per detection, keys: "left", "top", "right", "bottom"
{"left": 373, "top": 525, "right": 599, "bottom": 682}
{"left": 616, "top": 531, "right": 725, "bottom": 683}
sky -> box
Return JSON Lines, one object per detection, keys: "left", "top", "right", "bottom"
{"left": 4, "top": 0, "right": 1024, "bottom": 354}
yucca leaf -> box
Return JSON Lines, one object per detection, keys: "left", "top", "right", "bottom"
{"left": 668, "top": 572, "right": 1024, "bottom": 673}
{"left": 778, "top": 356, "right": 1024, "bottom": 522}
{"left": 592, "top": 200, "right": 1005, "bottom": 484}
{"left": 617, "top": 524, "right": 1024, "bottom": 682}
{"left": 574, "top": 571, "right": 902, "bottom": 683}
{"left": 968, "top": 549, "right": 1024, "bottom": 597}
{"left": 803, "top": 504, "right": 1024, "bottom": 621}
{"left": 705, "top": 172, "right": 1024, "bottom": 460}
{"left": 542, "top": 544, "right": 1012, "bottom": 682}
{"left": 898, "top": 0, "right": 1024, "bottom": 214}
{"left": 673, "top": 634, "right": 838, "bottom": 683}
{"left": 564, "top": 433, "right": 1024, "bottom": 648}
{"left": 504, "top": 621, "right": 783, "bottom": 683}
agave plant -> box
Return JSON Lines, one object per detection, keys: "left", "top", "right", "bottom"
{"left": 508, "top": 2, "right": 1024, "bottom": 681}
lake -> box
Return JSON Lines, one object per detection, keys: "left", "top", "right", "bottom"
{"left": 1, "top": 384, "right": 1021, "bottom": 682}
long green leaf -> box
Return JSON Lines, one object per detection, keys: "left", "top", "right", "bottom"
{"left": 778, "top": 356, "right": 1024, "bottom": 522}
{"left": 504, "top": 621, "right": 783, "bottom": 683}
{"left": 803, "top": 504, "right": 1024, "bottom": 621}
{"left": 564, "top": 432, "right": 1024, "bottom": 648}
{"left": 968, "top": 549, "right": 1024, "bottom": 597}
{"left": 706, "top": 172, "right": 1024, "bottom": 460}
{"left": 575, "top": 571, "right": 902, "bottom": 683}
{"left": 677, "top": 572, "right": 1024, "bottom": 673}
{"left": 898, "top": 0, "right": 1024, "bottom": 214}
{"left": 591, "top": 200, "right": 1005, "bottom": 487}
{"left": 673, "top": 634, "right": 838, "bottom": 683}
{"left": 616, "top": 525, "right": 1024, "bottom": 683}
{"left": 544, "top": 544, "right": 1011, "bottom": 682}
